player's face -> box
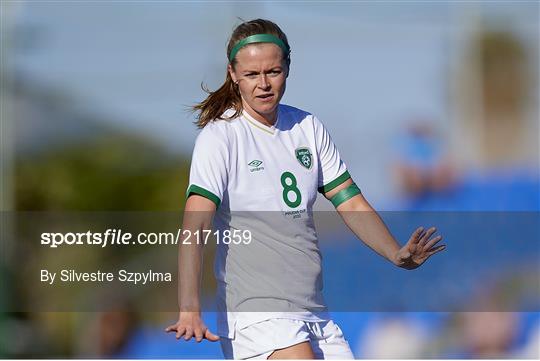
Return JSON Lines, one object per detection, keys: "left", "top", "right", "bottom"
{"left": 228, "top": 43, "right": 288, "bottom": 125}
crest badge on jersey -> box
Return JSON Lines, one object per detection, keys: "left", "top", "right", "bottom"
{"left": 295, "top": 147, "right": 313, "bottom": 170}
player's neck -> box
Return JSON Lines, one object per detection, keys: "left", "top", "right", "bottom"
{"left": 242, "top": 104, "right": 277, "bottom": 127}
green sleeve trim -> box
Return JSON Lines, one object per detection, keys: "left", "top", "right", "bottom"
{"left": 318, "top": 170, "right": 351, "bottom": 194}
{"left": 330, "top": 183, "right": 361, "bottom": 208}
{"left": 186, "top": 184, "right": 221, "bottom": 208}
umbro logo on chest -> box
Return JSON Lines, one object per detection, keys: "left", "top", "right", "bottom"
{"left": 248, "top": 160, "right": 265, "bottom": 173}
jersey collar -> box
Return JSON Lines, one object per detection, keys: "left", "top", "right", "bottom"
{"left": 242, "top": 108, "right": 279, "bottom": 136}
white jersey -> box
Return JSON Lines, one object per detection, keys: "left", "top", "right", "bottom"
{"left": 187, "top": 104, "right": 351, "bottom": 337}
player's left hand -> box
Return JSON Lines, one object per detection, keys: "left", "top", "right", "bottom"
{"left": 393, "top": 226, "right": 446, "bottom": 270}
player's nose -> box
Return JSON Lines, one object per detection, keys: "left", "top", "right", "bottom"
{"left": 258, "top": 74, "right": 270, "bottom": 89}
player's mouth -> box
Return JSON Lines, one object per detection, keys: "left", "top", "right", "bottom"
{"left": 256, "top": 93, "right": 274, "bottom": 102}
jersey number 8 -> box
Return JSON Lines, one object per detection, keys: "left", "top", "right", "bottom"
{"left": 280, "top": 171, "right": 302, "bottom": 208}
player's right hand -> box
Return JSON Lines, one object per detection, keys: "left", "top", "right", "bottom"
{"left": 165, "top": 312, "right": 220, "bottom": 342}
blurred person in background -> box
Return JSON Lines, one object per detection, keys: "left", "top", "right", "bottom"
{"left": 165, "top": 18, "right": 446, "bottom": 359}
{"left": 460, "top": 312, "right": 518, "bottom": 358}
{"left": 357, "top": 315, "right": 428, "bottom": 359}
{"left": 437, "top": 273, "right": 539, "bottom": 359}
{"left": 392, "top": 120, "right": 457, "bottom": 201}
{"left": 448, "top": 312, "right": 520, "bottom": 358}
{"left": 393, "top": 30, "right": 538, "bottom": 211}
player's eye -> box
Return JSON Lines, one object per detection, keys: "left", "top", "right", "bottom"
{"left": 268, "top": 70, "right": 281, "bottom": 76}
{"left": 244, "top": 73, "right": 258, "bottom": 79}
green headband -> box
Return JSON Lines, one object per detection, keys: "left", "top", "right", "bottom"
{"left": 229, "top": 34, "right": 289, "bottom": 62}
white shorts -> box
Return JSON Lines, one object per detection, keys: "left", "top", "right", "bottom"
{"left": 220, "top": 318, "right": 354, "bottom": 359}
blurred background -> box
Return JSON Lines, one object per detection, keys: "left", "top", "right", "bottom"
{"left": 1, "top": 1, "right": 539, "bottom": 358}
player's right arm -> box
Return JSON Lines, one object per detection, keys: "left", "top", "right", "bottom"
{"left": 165, "top": 194, "right": 220, "bottom": 342}
{"left": 166, "top": 124, "right": 228, "bottom": 342}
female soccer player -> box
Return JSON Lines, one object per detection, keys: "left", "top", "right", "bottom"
{"left": 165, "top": 19, "right": 446, "bottom": 359}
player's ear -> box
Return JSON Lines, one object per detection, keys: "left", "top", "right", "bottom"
{"left": 227, "top": 64, "right": 237, "bottom": 83}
